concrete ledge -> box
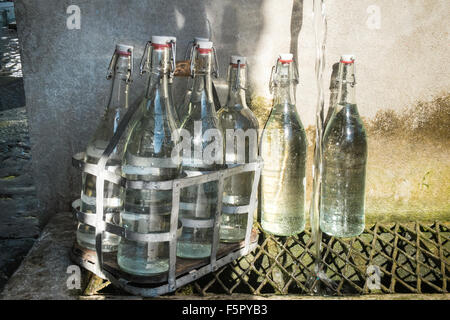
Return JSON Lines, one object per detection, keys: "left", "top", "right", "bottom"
{"left": 2, "top": 211, "right": 448, "bottom": 300}
{"left": 0, "top": 212, "right": 82, "bottom": 299}
{"left": 80, "top": 293, "right": 450, "bottom": 301}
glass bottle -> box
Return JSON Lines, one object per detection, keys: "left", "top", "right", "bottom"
{"left": 176, "top": 40, "right": 223, "bottom": 259}
{"left": 117, "top": 36, "right": 180, "bottom": 276}
{"left": 260, "top": 54, "right": 307, "bottom": 236}
{"left": 217, "top": 56, "right": 259, "bottom": 242}
{"left": 320, "top": 55, "right": 368, "bottom": 238}
{"left": 177, "top": 37, "right": 209, "bottom": 123}
{"left": 178, "top": 37, "right": 222, "bottom": 124}
{"left": 76, "top": 44, "right": 133, "bottom": 252}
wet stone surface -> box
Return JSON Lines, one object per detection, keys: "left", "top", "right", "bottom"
{"left": 0, "top": 27, "right": 43, "bottom": 293}
{"left": 0, "top": 27, "right": 22, "bottom": 78}
{"left": 0, "top": 27, "right": 24, "bottom": 111}
{"left": 0, "top": 107, "right": 43, "bottom": 293}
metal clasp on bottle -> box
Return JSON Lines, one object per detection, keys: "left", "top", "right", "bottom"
{"left": 139, "top": 40, "right": 175, "bottom": 76}
{"left": 189, "top": 44, "right": 219, "bottom": 79}
{"left": 337, "top": 74, "right": 357, "bottom": 87}
{"left": 269, "top": 59, "right": 299, "bottom": 94}
{"left": 212, "top": 46, "right": 219, "bottom": 79}
{"left": 126, "top": 48, "right": 134, "bottom": 84}
{"left": 139, "top": 41, "right": 152, "bottom": 75}
{"left": 107, "top": 47, "right": 133, "bottom": 84}
{"left": 233, "top": 59, "right": 247, "bottom": 92}
{"left": 106, "top": 51, "right": 117, "bottom": 80}
{"left": 169, "top": 39, "right": 177, "bottom": 79}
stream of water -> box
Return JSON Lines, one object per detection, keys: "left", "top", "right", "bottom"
{"left": 307, "top": 0, "right": 338, "bottom": 294}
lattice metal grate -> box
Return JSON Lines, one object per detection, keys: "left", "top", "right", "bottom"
{"left": 187, "top": 222, "right": 449, "bottom": 296}
{"left": 85, "top": 221, "right": 449, "bottom": 296}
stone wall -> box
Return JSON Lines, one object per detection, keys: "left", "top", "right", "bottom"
{"left": 14, "top": 0, "right": 450, "bottom": 218}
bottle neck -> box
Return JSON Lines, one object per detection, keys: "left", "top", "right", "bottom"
{"left": 107, "top": 54, "right": 130, "bottom": 112}
{"left": 143, "top": 46, "right": 178, "bottom": 128}
{"left": 225, "top": 64, "right": 248, "bottom": 109}
{"left": 145, "top": 47, "right": 172, "bottom": 99}
{"left": 337, "top": 62, "right": 356, "bottom": 107}
{"left": 272, "top": 62, "right": 297, "bottom": 109}
{"left": 189, "top": 51, "right": 216, "bottom": 115}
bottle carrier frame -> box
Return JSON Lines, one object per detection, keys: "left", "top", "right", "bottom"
{"left": 70, "top": 94, "right": 262, "bottom": 297}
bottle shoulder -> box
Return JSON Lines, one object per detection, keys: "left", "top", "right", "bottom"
{"left": 324, "top": 104, "right": 367, "bottom": 143}
{"left": 219, "top": 106, "right": 259, "bottom": 131}
{"left": 264, "top": 105, "right": 305, "bottom": 132}
{"left": 90, "top": 110, "right": 122, "bottom": 142}
{"left": 323, "top": 111, "right": 367, "bottom": 158}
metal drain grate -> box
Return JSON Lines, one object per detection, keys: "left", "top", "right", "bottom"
{"left": 188, "top": 222, "right": 449, "bottom": 296}
{"left": 85, "top": 221, "right": 449, "bottom": 296}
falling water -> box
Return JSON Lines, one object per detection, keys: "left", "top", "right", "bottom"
{"left": 307, "top": 0, "right": 338, "bottom": 294}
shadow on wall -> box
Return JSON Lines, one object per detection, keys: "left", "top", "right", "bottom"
{"left": 210, "top": 1, "right": 269, "bottom": 105}
{"left": 304, "top": 93, "right": 450, "bottom": 223}
{"left": 250, "top": 0, "right": 305, "bottom": 128}
{"left": 290, "top": 0, "right": 304, "bottom": 72}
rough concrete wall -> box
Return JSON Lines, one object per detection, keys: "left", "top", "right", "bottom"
{"left": 15, "top": 0, "right": 211, "bottom": 213}
{"left": 15, "top": 0, "right": 450, "bottom": 217}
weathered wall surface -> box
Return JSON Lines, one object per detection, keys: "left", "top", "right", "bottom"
{"left": 15, "top": 0, "right": 450, "bottom": 218}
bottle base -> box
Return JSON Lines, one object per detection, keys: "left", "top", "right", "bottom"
{"left": 261, "top": 221, "right": 305, "bottom": 237}
{"left": 320, "top": 222, "right": 365, "bottom": 238}
{"left": 220, "top": 238, "right": 245, "bottom": 243}
{"left": 176, "top": 242, "right": 212, "bottom": 259}
{"left": 117, "top": 257, "right": 169, "bottom": 277}
{"left": 76, "top": 230, "right": 119, "bottom": 253}
{"left": 219, "top": 227, "right": 246, "bottom": 243}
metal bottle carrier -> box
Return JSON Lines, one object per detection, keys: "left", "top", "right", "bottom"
{"left": 70, "top": 94, "right": 262, "bottom": 297}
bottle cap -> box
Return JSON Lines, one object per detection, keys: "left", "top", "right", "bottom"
{"left": 231, "top": 55, "right": 246, "bottom": 66}
{"left": 279, "top": 53, "right": 294, "bottom": 64}
{"left": 194, "top": 37, "right": 209, "bottom": 44}
{"left": 151, "top": 36, "right": 174, "bottom": 48}
{"left": 340, "top": 54, "right": 355, "bottom": 64}
{"left": 197, "top": 40, "right": 213, "bottom": 54}
{"left": 197, "top": 40, "right": 213, "bottom": 49}
{"left": 116, "top": 44, "right": 133, "bottom": 56}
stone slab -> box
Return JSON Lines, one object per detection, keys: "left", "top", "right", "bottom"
{"left": 0, "top": 238, "right": 34, "bottom": 289}
{"left": 0, "top": 212, "right": 82, "bottom": 299}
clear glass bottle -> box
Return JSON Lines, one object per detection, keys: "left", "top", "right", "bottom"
{"left": 176, "top": 40, "right": 223, "bottom": 259}
{"left": 177, "top": 37, "right": 209, "bottom": 124}
{"left": 177, "top": 37, "right": 222, "bottom": 124}
{"left": 217, "top": 56, "right": 259, "bottom": 242}
{"left": 260, "top": 54, "right": 307, "bottom": 236}
{"left": 117, "top": 36, "right": 180, "bottom": 276}
{"left": 320, "top": 55, "right": 368, "bottom": 238}
{"left": 77, "top": 44, "right": 133, "bottom": 252}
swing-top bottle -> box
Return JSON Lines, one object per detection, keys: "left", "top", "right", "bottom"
{"left": 177, "top": 40, "right": 224, "bottom": 259}
{"left": 117, "top": 36, "right": 180, "bottom": 276}
{"left": 218, "top": 55, "right": 259, "bottom": 242}
{"left": 260, "top": 54, "right": 307, "bottom": 236}
{"left": 320, "top": 55, "right": 368, "bottom": 238}
{"left": 177, "top": 37, "right": 215, "bottom": 124}
{"left": 77, "top": 44, "right": 133, "bottom": 252}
